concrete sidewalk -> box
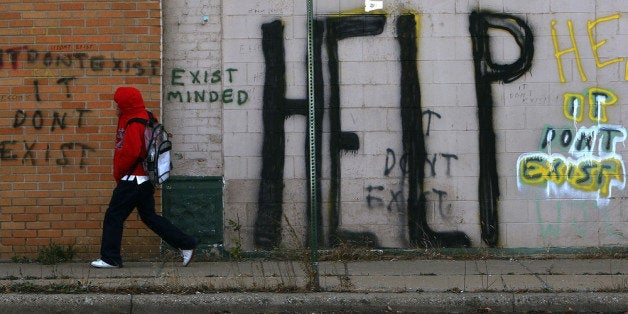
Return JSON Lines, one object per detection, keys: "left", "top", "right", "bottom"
{"left": 0, "top": 258, "right": 625, "bottom": 313}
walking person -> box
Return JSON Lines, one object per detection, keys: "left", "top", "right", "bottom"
{"left": 91, "top": 86, "right": 198, "bottom": 268}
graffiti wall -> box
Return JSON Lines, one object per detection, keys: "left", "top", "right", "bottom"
{"left": 214, "top": 0, "right": 626, "bottom": 250}
{"left": 0, "top": 1, "right": 162, "bottom": 258}
{"left": 2, "top": 0, "right": 626, "bottom": 259}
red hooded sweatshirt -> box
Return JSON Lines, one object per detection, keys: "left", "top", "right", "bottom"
{"left": 113, "top": 87, "right": 149, "bottom": 183}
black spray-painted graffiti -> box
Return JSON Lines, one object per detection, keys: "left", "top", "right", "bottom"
{"left": 254, "top": 19, "right": 325, "bottom": 249}
{"left": 0, "top": 46, "right": 156, "bottom": 169}
{"left": 326, "top": 15, "right": 386, "bottom": 247}
{"left": 2, "top": 109, "right": 95, "bottom": 167}
{"left": 0, "top": 45, "right": 159, "bottom": 74}
{"left": 255, "top": 11, "right": 534, "bottom": 249}
{"left": 0, "top": 45, "right": 159, "bottom": 101}
{"left": 369, "top": 148, "right": 459, "bottom": 215}
{"left": 397, "top": 14, "right": 471, "bottom": 248}
{"left": 469, "top": 12, "right": 534, "bottom": 246}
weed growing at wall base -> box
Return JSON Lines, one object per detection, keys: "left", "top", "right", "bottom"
{"left": 36, "top": 243, "right": 76, "bottom": 265}
{"left": 227, "top": 216, "right": 243, "bottom": 260}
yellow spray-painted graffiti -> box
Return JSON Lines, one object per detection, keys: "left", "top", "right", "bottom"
{"left": 563, "top": 87, "right": 617, "bottom": 123}
{"left": 551, "top": 13, "right": 626, "bottom": 83}
{"left": 518, "top": 86, "right": 626, "bottom": 200}
{"left": 518, "top": 153, "right": 624, "bottom": 198}
{"left": 551, "top": 19, "right": 587, "bottom": 83}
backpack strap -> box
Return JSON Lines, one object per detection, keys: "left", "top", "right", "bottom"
{"left": 126, "top": 117, "right": 148, "bottom": 128}
{"left": 124, "top": 116, "right": 149, "bottom": 176}
{"left": 146, "top": 111, "right": 157, "bottom": 124}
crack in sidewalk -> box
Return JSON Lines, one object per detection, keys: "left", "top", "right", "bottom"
{"left": 514, "top": 260, "right": 553, "bottom": 292}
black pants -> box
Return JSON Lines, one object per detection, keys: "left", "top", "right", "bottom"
{"left": 99, "top": 180, "right": 198, "bottom": 266}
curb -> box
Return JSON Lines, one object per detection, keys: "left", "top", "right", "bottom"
{"left": 0, "top": 292, "right": 625, "bottom": 313}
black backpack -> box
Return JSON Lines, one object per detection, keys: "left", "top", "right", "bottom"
{"left": 126, "top": 111, "right": 172, "bottom": 185}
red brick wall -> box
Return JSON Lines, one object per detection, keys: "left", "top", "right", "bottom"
{"left": 0, "top": 0, "right": 162, "bottom": 259}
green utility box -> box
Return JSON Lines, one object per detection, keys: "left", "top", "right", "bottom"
{"left": 162, "top": 176, "right": 224, "bottom": 254}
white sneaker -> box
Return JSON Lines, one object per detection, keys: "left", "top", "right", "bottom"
{"left": 181, "top": 249, "right": 195, "bottom": 266}
{"left": 91, "top": 259, "right": 119, "bottom": 268}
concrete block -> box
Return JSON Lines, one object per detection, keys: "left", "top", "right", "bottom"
{"left": 506, "top": 0, "right": 551, "bottom": 14}
{"left": 363, "top": 38, "right": 398, "bottom": 62}
{"left": 223, "top": 39, "right": 264, "bottom": 63}
{"left": 224, "top": 156, "right": 248, "bottom": 179}
{"left": 223, "top": 132, "right": 260, "bottom": 156}
{"left": 339, "top": 152, "right": 367, "bottom": 178}
{"left": 246, "top": 156, "right": 262, "bottom": 179}
{"left": 477, "top": 0, "right": 504, "bottom": 12}
{"left": 340, "top": 61, "right": 393, "bottom": 85}
{"left": 222, "top": 15, "right": 250, "bottom": 39}
{"left": 421, "top": 13, "right": 466, "bottom": 37}
{"left": 420, "top": 37, "right": 457, "bottom": 61}
{"left": 223, "top": 109, "right": 247, "bottom": 133}
{"left": 550, "top": 0, "right": 595, "bottom": 12}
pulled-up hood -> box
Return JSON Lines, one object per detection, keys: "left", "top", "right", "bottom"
{"left": 114, "top": 86, "right": 146, "bottom": 116}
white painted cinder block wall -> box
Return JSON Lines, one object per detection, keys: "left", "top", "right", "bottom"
{"left": 163, "top": 0, "right": 627, "bottom": 250}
